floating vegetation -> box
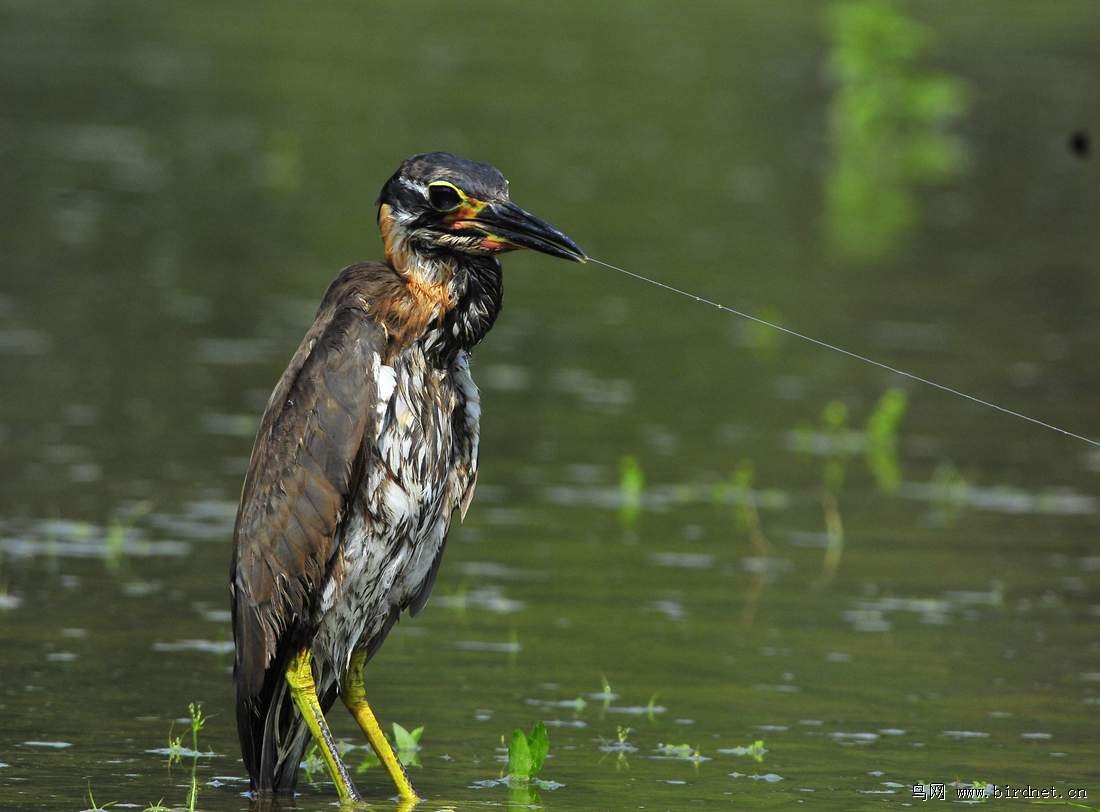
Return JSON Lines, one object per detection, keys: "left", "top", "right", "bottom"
{"left": 655, "top": 742, "right": 709, "bottom": 763}
{"left": 719, "top": 739, "right": 767, "bottom": 762}
{"left": 598, "top": 725, "right": 639, "bottom": 754}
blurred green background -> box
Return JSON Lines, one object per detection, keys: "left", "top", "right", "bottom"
{"left": 1, "top": 2, "right": 1098, "bottom": 810}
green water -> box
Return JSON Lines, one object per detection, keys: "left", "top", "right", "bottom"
{"left": 2, "top": 2, "right": 1099, "bottom": 810}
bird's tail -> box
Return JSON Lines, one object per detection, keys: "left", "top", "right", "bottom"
{"left": 236, "top": 651, "right": 338, "bottom": 796}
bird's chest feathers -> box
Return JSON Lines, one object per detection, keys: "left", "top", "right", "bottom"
{"left": 372, "top": 343, "right": 459, "bottom": 522}
{"left": 319, "top": 344, "right": 480, "bottom": 649}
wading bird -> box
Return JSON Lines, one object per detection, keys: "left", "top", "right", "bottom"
{"left": 230, "top": 152, "right": 585, "bottom": 802}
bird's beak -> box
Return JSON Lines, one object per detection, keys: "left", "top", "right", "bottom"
{"left": 450, "top": 199, "right": 586, "bottom": 263}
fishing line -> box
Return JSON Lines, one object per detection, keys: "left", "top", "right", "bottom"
{"left": 585, "top": 256, "right": 1100, "bottom": 450}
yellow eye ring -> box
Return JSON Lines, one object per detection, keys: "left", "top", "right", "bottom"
{"left": 427, "top": 181, "right": 465, "bottom": 212}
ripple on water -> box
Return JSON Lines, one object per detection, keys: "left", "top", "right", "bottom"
{"left": 456, "top": 561, "right": 543, "bottom": 581}
{"left": 649, "top": 599, "right": 687, "bottom": 620}
{"left": 152, "top": 640, "right": 234, "bottom": 654}
{"left": 729, "top": 771, "right": 784, "bottom": 782}
{"left": 452, "top": 640, "right": 522, "bottom": 654}
{"left": 0, "top": 328, "right": 51, "bottom": 355}
{"left": 434, "top": 586, "right": 525, "bottom": 614}
{"left": 899, "top": 481, "right": 1097, "bottom": 515}
{"left": 1, "top": 519, "right": 191, "bottom": 561}
{"left": 650, "top": 552, "right": 715, "bottom": 569}
{"left": 830, "top": 732, "right": 880, "bottom": 744}
{"left": 606, "top": 704, "right": 667, "bottom": 716}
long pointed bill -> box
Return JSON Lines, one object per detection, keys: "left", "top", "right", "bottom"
{"left": 450, "top": 200, "right": 586, "bottom": 262}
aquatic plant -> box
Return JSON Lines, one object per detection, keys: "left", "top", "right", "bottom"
{"left": 84, "top": 785, "right": 115, "bottom": 811}
{"left": 393, "top": 723, "right": 424, "bottom": 767}
{"left": 657, "top": 742, "right": 706, "bottom": 763}
{"left": 355, "top": 723, "right": 424, "bottom": 772}
{"left": 929, "top": 460, "right": 970, "bottom": 526}
{"left": 816, "top": 400, "right": 850, "bottom": 584}
{"left": 598, "top": 673, "right": 615, "bottom": 698}
{"left": 166, "top": 728, "right": 184, "bottom": 767}
{"left": 744, "top": 304, "right": 785, "bottom": 358}
{"left": 865, "top": 388, "right": 908, "bottom": 493}
{"left": 618, "top": 455, "right": 645, "bottom": 528}
{"left": 724, "top": 739, "right": 768, "bottom": 763}
{"left": 825, "top": 0, "right": 969, "bottom": 262}
{"left": 303, "top": 742, "right": 324, "bottom": 781}
{"left": 104, "top": 520, "right": 126, "bottom": 571}
{"left": 187, "top": 702, "right": 205, "bottom": 754}
{"left": 645, "top": 693, "right": 662, "bottom": 721}
{"left": 725, "top": 460, "right": 773, "bottom": 556}
{"left": 507, "top": 721, "right": 549, "bottom": 781}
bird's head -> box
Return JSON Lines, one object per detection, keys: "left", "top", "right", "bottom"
{"left": 377, "top": 152, "right": 586, "bottom": 269}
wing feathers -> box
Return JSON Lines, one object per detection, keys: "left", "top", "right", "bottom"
{"left": 232, "top": 297, "right": 386, "bottom": 695}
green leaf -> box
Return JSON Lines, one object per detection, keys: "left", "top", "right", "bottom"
{"left": 527, "top": 722, "right": 549, "bottom": 777}
{"left": 659, "top": 742, "right": 695, "bottom": 758}
{"left": 355, "top": 751, "right": 381, "bottom": 774}
{"left": 507, "top": 722, "right": 549, "bottom": 779}
{"left": 392, "top": 723, "right": 422, "bottom": 752}
{"left": 507, "top": 728, "right": 533, "bottom": 778}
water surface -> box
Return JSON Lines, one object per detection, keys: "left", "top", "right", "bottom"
{"left": 2, "top": 2, "right": 1099, "bottom": 810}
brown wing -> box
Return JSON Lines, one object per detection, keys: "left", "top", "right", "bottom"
{"left": 230, "top": 282, "right": 387, "bottom": 698}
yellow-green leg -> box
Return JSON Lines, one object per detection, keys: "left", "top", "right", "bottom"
{"left": 285, "top": 648, "right": 361, "bottom": 804}
{"left": 342, "top": 650, "right": 419, "bottom": 802}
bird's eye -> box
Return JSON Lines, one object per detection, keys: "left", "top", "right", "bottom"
{"left": 428, "top": 182, "right": 464, "bottom": 212}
